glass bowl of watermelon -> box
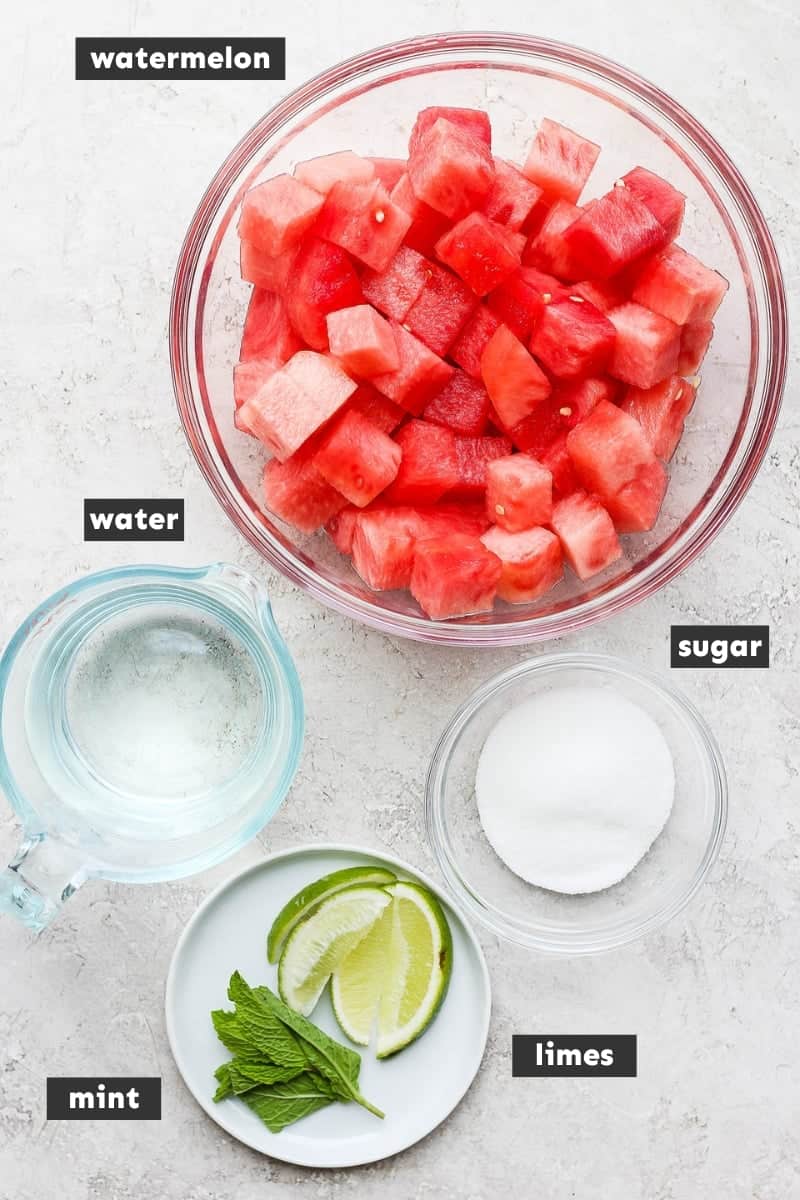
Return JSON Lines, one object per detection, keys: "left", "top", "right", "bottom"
{"left": 171, "top": 33, "right": 786, "bottom": 646}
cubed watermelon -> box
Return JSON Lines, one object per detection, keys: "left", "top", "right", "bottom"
{"left": 677, "top": 320, "right": 714, "bottom": 375}
{"left": 263, "top": 452, "right": 346, "bottom": 533}
{"left": 541, "top": 434, "right": 581, "bottom": 498}
{"left": 620, "top": 375, "right": 696, "bottom": 460}
{"left": 407, "top": 118, "right": 495, "bottom": 221}
{"left": 382, "top": 420, "right": 459, "bottom": 504}
{"left": 413, "top": 501, "right": 492, "bottom": 540}
{"left": 372, "top": 323, "right": 453, "bottom": 414}
{"left": 294, "top": 151, "right": 375, "bottom": 193}
{"left": 435, "top": 213, "right": 521, "bottom": 296}
{"left": 351, "top": 507, "right": 419, "bottom": 590}
{"left": 487, "top": 267, "right": 562, "bottom": 341}
{"left": 530, "top": 295, "right": 616, "bottom": 380}
{"left": 409, "top": 107, "right": 492, "bottom": 156}
{"left": 450, "top": 435, "right": 514, "bottom": 497}
{"left": 568, "top": 278, "right": 626, "bottom": 313}
{"left": 287, "top": 237, "right": 363, "bottom": 350}
{"left": 390, "top": 174, "right": 450, "bottom": 255}
{"left": 561, "top": 186, "right": 667, "bottom": 280}
{"left": 549, "top": 492, "right": 622, "bottom": 580}
{"left": 481, "top": 525, "right": 563, "bottom": 603}
{"left": 522, "top": 118, "right": 600, "bottom": 204}
{"left": 410, "top": 534, "right": 502, "bottom": 619}
{"left": 238, "top": 175, "right": 324, "bottom": 256}
{"left": 239, "top": 350, "right": 357, "bottom": 461}
{"left": 240, "top": 289, "right": 302, "bottom": 363}
{"left": 233, "top": 357, "right": 279, "bottom": 411}
{"left": 482, "top": 159, "right": 543, "bottom": 230}
{"left": 370, "top": 157, "right": 406, "bottom": 190}
{"left": 620, "top": 167, "right": 685, "bottom": 242}
{"left": 361, "top": 244, "right": 430, "bottom": 321}
{"left": 348, "top": 384, "right": 405, "bottom": 434}
{"left": 314, "top": 408, "right": 402, "bottom": 506}
{"left": 607, "top": 302, "right": 681, "bottom": 389}
{"left": 240, "top": 240, "right": 295, "bottom": 293}
{"left": 404, "top": 262, "right": 477, "bottom": 355}
{"left": 481, "top": 325, "right": 551, "bottom": 428}
{"left": 423, "top": 370, "right": 491, "bottom": 437}
{"left": 632, "top": 244, "right": 729, "bottom": 325}
{"left": 566, "top": 399, "right": 667, "bottom": 531}
{"left": 326, "top": 304, "right": 399, "bottom": 376}
{"left": 316, "top": 179, "right": 411, "bottom": 272}
{"left": 450, "top": 305, "right": 502, "bottom": 378}
{"left": 485, "top": 455, "right": 553, "bottom": 531}
{"left": 326, "top": 505, "right": 361, "bottom": 554}
{"left": 523, "top": 199, "right": 582, "bottom": 279}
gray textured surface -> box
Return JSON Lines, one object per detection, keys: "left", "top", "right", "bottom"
{"left": 1, "top": 1, "right": 798, "bottom": 1196}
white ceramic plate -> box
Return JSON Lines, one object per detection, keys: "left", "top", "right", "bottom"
{"left": 165, "top": 843, "right": 491, "bottom": 1168}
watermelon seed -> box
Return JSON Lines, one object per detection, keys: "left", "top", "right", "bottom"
{"left": 614, "top": 178, "right": 626, "bottom": 188}
{"left": 374, "top": 208, "right": 386, "bottom": 224}
{"left": 559, "top": 406, "right": 572, "bottom": 417}
{"left": 688, "top": 374, "right": 701, "bottom": 387}
{"left": 495, "top": 504, "right": 506, "bottom": 516}
{"left": 542, "top": 292, "right": 552, "bottom": 303}
{"left": 569, "top": 295, "right": 585, "bottom": 303}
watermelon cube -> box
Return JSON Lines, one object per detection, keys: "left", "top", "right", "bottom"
{"left": 530, "top": 295, "right": 616, "bottom": 380}
{"left": 240, "top": 289, "right": 302, "bottom": 363}
{"left": 678, "top": 320, "right": 714, "bottom": 376}
{"left": 485, "top": 455, "right": 553, "bottom": 531}
{"left": 370, "top": 157, "right": 406, "bottom": 190}
{"left": 481, "top": 525, "right": 563, "bottom": 603}
{"left": 522, "top": 118, "right": 600, "bottom": 204}
{"left": 372, "top": 323, "right": 453, "bottom": 414}
{"left": 294, "top": 151, "right": 375, "bottom": 193}
{"left": 404, "top": 262, "right": 477, "bottom": 355}
{"left": 450, "top": 435, "right": 514, "bottom": 498}
{"left": 316, "top": 178, "right": 411, "bottom": 272}
{"left": 620, "top": 375, "right": 696, "bottom": 461}
{"left": 239, "top": 350, "right": 357, "bottom": 461}
{"left": 238, "top": 175, "right": 324, "bottom": 257}
{"left": 607, "top": 302, "right": 681, "bottom": 389}
{"left": 450, "top": 306, "right": 502, "bottom": 378}
{"left": 326, "top": 505, "right": 360, "bottom": 554}
{"left": 326, "top": 305, "right": 399, "bottom": 376}
{"left": 566, "top": 399, "right": 667, "bottom": 531}
{"left": 407, "top": 118, "right": 495, "bottom": 221}
{"left": 552, "top": 375, "right": 619, "bottom": 425}
{"left": 435, "top": 213, "right": 521, "bottom": 296}
{"left": 240, "top": 240, "right": 295, "bottom": 293}
{"left": 487, "top": 267, "right": 562, "bottom": 341}
{"left": 523, "top": 200, "right": 582, "bottom": 280}
{"left": 561, "top": 186, "right": 667, "bottom": 280}
{"left": 483, "top": 159, "right": 543, "bottom": 231}
{"left": 390, "top": 174, "right": 450, "bottom": 255}
{"left": 423, "top": 370, "right": 491, "bottom": 437}
{"left": 620, "top": 167, "right": 685, "bottom": 242}
{"left": 348, "top": 384, "right": 405, "bottom": 434}
{"left": 541, "top": 435, "right": 581, "bottom": 498}
{"left": 632, "top": 244, "right": 729, "bottom": 325}
{"left": 409, "top": 107, "right": 491, "bottom": 156}
{"left": 263, "top": 452, "right": 346, "bottom": 533}
{"left": 287, "top": 237, "right": 363, "bottom": 350}
{"left": 569, "top": 278, "right": 626, "bottom": 313}
{"left": 382, "top": 420, "right": 459, "bottom": 504}
{"left": 549, "top": 492, "right": 622, "bottom": 580}
{"left": 481, "top": 325, "right": 551, "bottom": 428}
{"left": 314, "top": 409, "right": 401, "bottom": 506}
{"left": 233, "top": 357, "right": 279, "bottom": 411}
{"left": 361, "top": 244, "right": 430, "bottom": 321}
{"left": 414, "top": 501, "right": 492, "bottom": 540}
{"left": 410, "top": 534, "right": 502, "bottom": 619}
{"left": 351, "top": 507, "right": 419, "bottom": 590}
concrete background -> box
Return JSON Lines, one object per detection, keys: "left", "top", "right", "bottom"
{"left": 0, "top": 1, "right": 798, "bottom": 1196}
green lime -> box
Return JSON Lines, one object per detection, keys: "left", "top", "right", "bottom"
{"left": 267, "top": 865, "right": 396, "bottom": 963}
{"left": 330, "top": 904, "right": 393, "bottom": 1045}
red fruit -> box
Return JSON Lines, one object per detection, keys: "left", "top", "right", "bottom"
{"left": 409, "top": 107, "right": 492, "bottom": 156}
{"left": 632, "top": 244, "right": 729, "bottom": 325}
{"left": 450, "top": 306, "right": 502, "bottom": 378}
{"left": 370, "top": 157, "right": 406, "bottom": 190}
{"left": 423, "top": 370, "right": 491, "bottom": 437}
{"left": 390, "top": 174, "right": 450, "bottom": 256}
{"left": 352, "top": 507, "right": 419, "bottom": 590}
{"left": 240, "top": 240, "right": 295, "bottom": 293}
{"left": 348, "top": 384, "right": 405, "bottom": 434}
{"left": 410, "top": 534, "right": 502, "bottom": 619}
{"left": 407, "top": 118, "right": 495, "bottom": 221}
{"left": 481, "top": 525, "right": 563, "bottom": 603}
{"left": 620, "top": 167, "right": 685, "bottom": 242}
{"left": 382, "top": 420, "right": 459, "bottom": 504}
{"left": 233, "top": 357, "right": 279, "bottom": 411}
{"left": 678, "top": 320, "right": 714, "bottom": 375}
{"left": 522, "top": 118, "right": 600, "bottom": 204}
{"left": 450, "top": 435, "right": 514, "bottom": 497}
{"left": 530, "top": 296, "right": 616, "bottom": 380}
{"left": 561, "top": 186, "right": 667, "bottom": 280}
{"left": 481, "top": 325, "right": 551, "bottom": 428}
{"left": 239, "top": 350, "right": 357, "bottom": 461}
{"left": 404, "top": 262, "right": 477, "bottom": 355}
{"left": 607, "top": 302, "right": 681, "bottom": 389}
{"left": 413, "top": 502, "right": 492, "bottom": 540}
{"left": 620, "top": 375, "right": 696, "bottom": 461}
{"left": 435, "top": 213, "right": 521, "bottom": 296}
{"left": 482, "top": 159, "right": 543, "bottom": 230}
{"left": 568, "top": 278, "right": 626, "bottom": 313}
{"left": 287, "top": 238, "right": 363, "bottom": 350}
{"left": 523, "top": 199, "right": 582, "bottom": 280}
{"left": 326, "top": 505, "right": 361, "bottom": 554}
{"left": 326, "top": 305, "right": 399, "bottom": 376}
{"left": 372, "top": 323, "right": 454, "bottom": 414}
{"left": 541, "top": 435, "right": 581, "bottom": 498}
{"left": 316, "top": 178, "right": 411, "bottom": 272}
{"left": 549, "top": 492, "right": 622, "bottom": 580}
{"left": 263, "top": 452, "right": 346, "bottom": 534}
{"left": 361, "top": 244, "right": 430, "bottom": 321}
{"left": 240, "top": 289, "right": 302, "bottom": 363}
{"left": 566, "top": 399, "right": 667, "bottom": 532}
{"left": 238, "top": 174, "right": 324, "bottom": 257}
{"left": 487, "top": 267, "right": 562, "bottom": 341}
{"left": 486, "top": 455, "right": 552, "bottom": 531}
{"left": 314, "top": 409, "right": 402, "bottom": 506}
{"left": 294, "top": 151, "right": 375, "bottom": 193}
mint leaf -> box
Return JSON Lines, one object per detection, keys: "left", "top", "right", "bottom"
{"left": 224, "top": 972, "right": 307, "bottom": 1072}
{"left": 241, "top": 1073, "right": 335, "bottom": 1134}
{"left": 227, "top": 1057, "right": 304, "bottom": 1093}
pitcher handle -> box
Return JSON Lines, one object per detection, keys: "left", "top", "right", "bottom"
{"left": 0, "top": 834, "right": 88, "bottom": 932}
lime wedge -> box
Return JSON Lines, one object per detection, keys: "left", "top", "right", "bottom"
{"left": 278, "top": 885, "right": 392, "bottom": 1017}
{"left": 330, "top": 905, "right": 393, "bottom": 1044}
{"left": 267, "top": 865, "right": 396, "bottom": 963}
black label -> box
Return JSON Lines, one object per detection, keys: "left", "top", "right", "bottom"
{"left": 75, "top": 38, "right": 286, "bottom": 81}
{"left": 670, "top": 624, "right": 769, "bottom": 668}
{"left": 84, "top": 499, "right": 184, "bottom": 541}
{"left": 47, "top": 1077, "right": 161, "bottom": 1120}
{"left": 512, "top": 1035, "right": 637, "bottom": 1078}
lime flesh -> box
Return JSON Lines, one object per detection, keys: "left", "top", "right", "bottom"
{"left": 267, "top": 865, "right": 396, "bottom": 963}
{"left": 330, "top": 905, "right": 393, "bottom": 1044}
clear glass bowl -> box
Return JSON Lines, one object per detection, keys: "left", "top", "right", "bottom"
{"left": 171, "top": 33, "right": 786, "bottom": 647}
{"left": 425, "top": 653, "right": 727, "bottom": 953}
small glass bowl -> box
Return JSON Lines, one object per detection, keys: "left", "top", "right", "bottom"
{"left": 425, "top": 653, "right": 727, "bottom": 954}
